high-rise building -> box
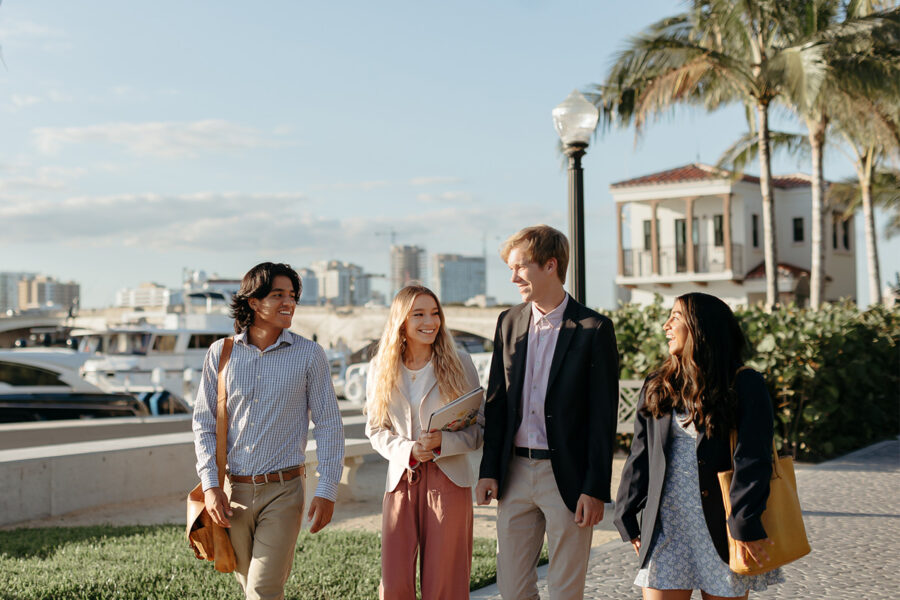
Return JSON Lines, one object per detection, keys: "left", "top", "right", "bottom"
{"left": 432, "top": 254, "right": 486, "bottom": 304}
{"left": 390, "top": 245, "right": 426, "bottom": 297}
{"left": 309, "top": 260, "right": 370, "bottom": 306}
{"left": 297, "top": 268, "right": 319, "bottom": 305}
{"left": 17, "top": 275, "right": 80, "bottom": 311}
{"left": 115, "top": 282, "right": 171, "bottom": 308}
{"left": 0, "top": 272, "right": 36, "bottom": 314}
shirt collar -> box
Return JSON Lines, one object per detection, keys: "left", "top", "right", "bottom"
{"left": 531, "top": 294, "right": 568, "bottom": 328}
{"left": 233, "top": 328, "right": 294, "bottom": 351}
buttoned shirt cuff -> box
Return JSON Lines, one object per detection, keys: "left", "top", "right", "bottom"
{"left": 314, "top": 479, "right": 339, "bottom": 502}
{"left": 200, "top": 472, "right": 219, "bottom": 492}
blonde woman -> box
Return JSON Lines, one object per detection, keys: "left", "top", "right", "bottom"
{"left": 365, "top": 285, "right": 484, "bottom": 600}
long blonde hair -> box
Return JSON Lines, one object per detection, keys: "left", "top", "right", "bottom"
{"left": 366, "top": 285, "right": 470, "bottom": 428}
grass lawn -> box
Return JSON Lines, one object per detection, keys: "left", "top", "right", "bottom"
{"left": 0, "top": 525, "right": 547, "bottom": 599}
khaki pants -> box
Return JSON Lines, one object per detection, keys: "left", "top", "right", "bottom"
{"left": 496, "top": 456, "right": 592, "bottom": 600}
{"left": 380, "top": 461, "right": 474, "bottom": 600}
{"left": 224, "top": 475, "right": 305, "bottom": 600}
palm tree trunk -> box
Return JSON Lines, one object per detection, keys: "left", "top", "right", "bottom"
{"left": 859, "top": 150, "right": 883, "bottom": 305}
{"left": 757, "top": 101, "right": 779, "bottom": 310}
{"left": 808, "top": 115, "right": 827, "bottom": 309}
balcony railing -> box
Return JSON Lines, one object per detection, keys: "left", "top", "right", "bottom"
{"left": 622, "top": 244, "right": 744, "bottom": 278}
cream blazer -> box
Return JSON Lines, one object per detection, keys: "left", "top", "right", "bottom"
{"left": 365, "top": 350, "right": 484, "bottom": 491}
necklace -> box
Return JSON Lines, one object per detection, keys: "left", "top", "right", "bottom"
{"left": 405, "top": 357, "right": 431, "bottom": 381}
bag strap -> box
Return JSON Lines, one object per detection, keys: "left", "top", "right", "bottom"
{"left": 215, "top": 338, "right": 234, "bottom": 488}
{"left": 728, "top": 365, "right": 781, "bottom": 479}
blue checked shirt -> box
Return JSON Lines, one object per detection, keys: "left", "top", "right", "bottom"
{"left": 192, "top": 328, "right": 345, "bottom": 501}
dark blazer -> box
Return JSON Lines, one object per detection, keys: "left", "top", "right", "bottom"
{"left": 478, "top": 295, "right": 619, "bottom": 512}
{"left": 613, "top": 368, "right": 775, "bottom": 565}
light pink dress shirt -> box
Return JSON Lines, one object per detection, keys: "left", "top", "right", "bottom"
{"left": 513, "top": 294, "right": 568, "bottom": 450}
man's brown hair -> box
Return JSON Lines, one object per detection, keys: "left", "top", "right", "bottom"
{"left": 500, "top": 224, "right": 569, "bottom": 284}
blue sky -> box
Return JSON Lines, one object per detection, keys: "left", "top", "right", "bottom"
{"left": 1, "top": 1, "right": 897, "bottom": 309}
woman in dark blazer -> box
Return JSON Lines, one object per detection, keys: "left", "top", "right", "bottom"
{"left": 614, "top": 293, "right": 784, "bottom": 599}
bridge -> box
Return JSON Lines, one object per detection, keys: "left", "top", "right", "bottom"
{"left": 290, "top": 305, "right": 505, "bottom": 352}
{"left": 0, "top": 305, "right": 508, "bottom": 352}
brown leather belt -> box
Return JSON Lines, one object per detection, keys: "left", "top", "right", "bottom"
{"left": 228, "top": 465, "right": 305, "bottom": 484}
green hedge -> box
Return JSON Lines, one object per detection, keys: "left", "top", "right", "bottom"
{"left": 604, "top": 299, "right": 900, "bottom": 462}
{"left": 0, "top": 525, "right": 544, "bottom": 600}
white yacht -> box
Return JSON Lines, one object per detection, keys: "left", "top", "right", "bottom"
{"left": 73, "top": 312, "right": 233, "bottom": 405}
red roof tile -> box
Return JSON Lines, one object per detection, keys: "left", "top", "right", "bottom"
{"left": 610, "top": 163, "right": 813, "bottom": 189}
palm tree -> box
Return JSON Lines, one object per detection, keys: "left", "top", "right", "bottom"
{"left": 718, "top": 102, "right": 898, "bottom": 308}
{"left": 718, "top": 2, "right": 900, "bottom": 308}
{"left": 828, "top": 97, "right": 900, "bottom": 305}
{"left": 596, "top": 0, "right": 831, "bottom": 310}
{"left": 802, "top": 3, "right": 899, "bottom": 308}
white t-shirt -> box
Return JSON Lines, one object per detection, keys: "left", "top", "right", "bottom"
{"left": 401, "top": 360, "right": 433, "bottom": 439}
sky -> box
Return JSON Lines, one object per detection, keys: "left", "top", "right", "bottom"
{"left": 1, "top": 0, "right": 897, "bottom": 309}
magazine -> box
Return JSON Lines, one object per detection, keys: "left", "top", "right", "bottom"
{"left": 426, "top": 386, "right": 484, "bottom": 432}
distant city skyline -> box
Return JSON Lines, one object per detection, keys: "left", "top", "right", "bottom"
{"left": 1, "top": 1, "right": 897, "bottom": 309}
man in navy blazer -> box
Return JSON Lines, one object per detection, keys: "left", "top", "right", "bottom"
{"left": 476, "top": 225, "right": 619, "bottom": 600}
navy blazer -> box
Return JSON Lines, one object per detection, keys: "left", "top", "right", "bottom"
{"left": 478, "top": 296, "right": 619, "bottom": 511}
{"left": 614, "top": 368, "right": 775, "bottom": 565}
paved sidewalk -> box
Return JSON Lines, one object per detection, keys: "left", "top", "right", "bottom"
{"left": 472, "top": 438, "right": 900, "bottom": 599}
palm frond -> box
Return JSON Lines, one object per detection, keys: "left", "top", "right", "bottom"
{"left": 716, "top": 129, "right": 810, "bottom": 175}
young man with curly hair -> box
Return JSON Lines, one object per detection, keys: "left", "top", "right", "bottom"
{"left": 192, "top": 262, "right": 345, "bottom": 600}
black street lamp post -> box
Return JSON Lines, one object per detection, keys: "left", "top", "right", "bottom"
{"left": 553, "top": 90, "right": 598, "bottom": 306}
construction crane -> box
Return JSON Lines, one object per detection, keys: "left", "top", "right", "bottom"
{"left": 375, "top": 228, "right": 402, "bottom": 246}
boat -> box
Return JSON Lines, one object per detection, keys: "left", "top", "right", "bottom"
{"left": 0, "top": 350, "right": 187, "bottom": 422}
{"left": 74, "top": 313, "right": 352, "bottom": 405}
{"left": 73, "top": 312, "right": 234, "bottom": 405}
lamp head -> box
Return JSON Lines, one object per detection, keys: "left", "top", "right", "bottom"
{"left": 552, "top": 90, "right": 599, "bottom": 147}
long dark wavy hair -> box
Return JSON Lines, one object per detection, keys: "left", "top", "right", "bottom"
{"left": 230, "top": 262, "right": 302, "bottom": 333}
{"left": 641, "top": 292, "right": 747, "bottom": 437}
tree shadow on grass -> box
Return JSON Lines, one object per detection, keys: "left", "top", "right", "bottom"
{"left": 0, "top": 524, "right": 178, "bottom": 559}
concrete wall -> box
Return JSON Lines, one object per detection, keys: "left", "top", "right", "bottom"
{"left": 0, "top": 432, "right": 198, "bottom": 526}
{"left": 0, "top": 434, "right": 372, "bottom": 527}
{"left": 0, "top": 414, "right": 192, "bottom": 450}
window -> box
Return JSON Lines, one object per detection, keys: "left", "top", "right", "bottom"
{"left": 752, "top": 214, "right": 760, "bottom": 248}
{"left": 793, "top": 217, "right": 804, "bottom": 243}
{"left": 189, "top": 334, "right": 227, "bottom": 349}
{"left": 842, "top": 217, "right": 851, "bottom": 250}
{"left": 713, "top": 215, "right": 724, "bottom": 247}
{"left": 643, "top": 220, "right": 652, "bottom": 251}
{"left": 0, "top": 361, "right": 66, "bottom": 386}
{"left": 152, "top": 335, "right": 178, "bottom": 353}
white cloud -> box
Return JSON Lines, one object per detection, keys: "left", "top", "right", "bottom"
{"left": 0, "top": 191, "right": 348, "bottom": 253}
{"left": 12, "top": 95, "right": 42, "bottom": 109}
{"left": 0, "top": 163, "right": 87, "bottom": 192}
{"left": 0, "top": 20, "right": 64, "bottom": 43}
{"left": 32, "top": 120, "right": 279, "bottom": 158}
{"left": 0, "top": 189, "right": 558, "bottom": 261}
{"left": 324, "top": 180, "right": 392, "bottom": 191}
{"left": 46, "top": 90, "right": 72, "bottom": 103}
{"left": 408, "top": 176, "right": 462, "bottom": 186}
{"left": 415, "top": 190, "right": 475, "bottom": 204}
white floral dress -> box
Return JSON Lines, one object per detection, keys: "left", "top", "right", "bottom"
{"left": 634, "top": 411, "right": 784, "bottom": 596}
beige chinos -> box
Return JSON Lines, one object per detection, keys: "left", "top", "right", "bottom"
{"left": 496, "top": 456, "right": 592, "bottom": 600}
{"left": 225, "top": 475, "right": 305, "bottom": 600}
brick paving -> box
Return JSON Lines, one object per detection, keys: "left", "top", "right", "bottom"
{"left": 472, "top": 438, "right": 900, "bottom": 599}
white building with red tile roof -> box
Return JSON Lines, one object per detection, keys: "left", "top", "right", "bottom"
{"left": 610, "top": 163, "right": 856, "bottom": 307}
